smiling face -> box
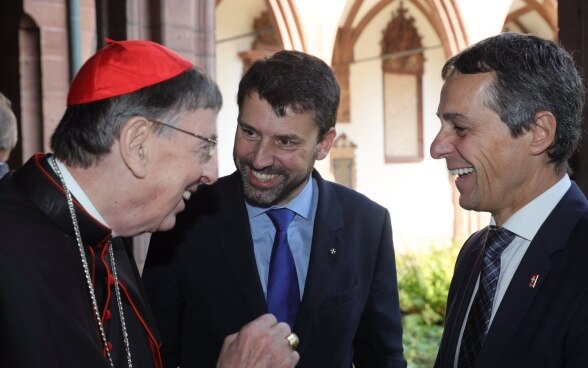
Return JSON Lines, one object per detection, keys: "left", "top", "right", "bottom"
{"left": 234, "top": 92, "right": 335, "bottom": 208}
{"left": 430, "top": 72, "right": 546, "bottom": 224}
{"left": 144, "top": 108, "right": 219, "bottom": 231}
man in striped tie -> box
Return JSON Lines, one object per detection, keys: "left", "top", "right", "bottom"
{"left": 431, "top": 32, "right": 588, "bottom": 368}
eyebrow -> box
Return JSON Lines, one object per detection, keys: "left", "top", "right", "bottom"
{"left": 237, "top": 121, "right": 303, "bottom": 142}
{"left": 441, "top": 112, "right": 460, "bottom": 120}
{"left": 438, "top": 112, "right": 472, "bottom": 124}
{"left": 237, "top": 120, "right": 252, "bottom": 129}
{"left": 276, "top": 133, "right": 301, "bottom": 142}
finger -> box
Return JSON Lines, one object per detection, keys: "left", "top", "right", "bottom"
{"left": 291, "top": 351, "right": 300, "bottom": 366}
{"left": 222, "top": 332, "right": 238, "bottom": 346}
{"left": 271, "top": 321, "right": 292, "bottom": 337}
{"left": 250, "top": 313, "right": 278, "bottom": 328}
{"left": 267, "top": 343, "right": 300, "bottom": 367}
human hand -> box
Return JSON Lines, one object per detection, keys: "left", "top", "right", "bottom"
{"left": 216, "top": 314, "right": 300, "bottom": 368}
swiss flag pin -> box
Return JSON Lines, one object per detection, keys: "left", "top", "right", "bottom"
{"left": 529, "top": 273, "right": 540, "bottom": 288}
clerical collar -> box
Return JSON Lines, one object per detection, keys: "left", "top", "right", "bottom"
{"left": 49, "top": 157, "right": 113, "bottom": 233}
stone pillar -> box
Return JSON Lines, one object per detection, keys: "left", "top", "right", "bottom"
{"left": 559, "top": 0, "right": 588, "bottom": 193}
{"left": 158, "top": 0, "right": 216, "bottom": 74}
{"left": 124, "top": 0, "right": 217, "bottom": 265}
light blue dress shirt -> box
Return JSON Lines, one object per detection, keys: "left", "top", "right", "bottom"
{"left": 246, "top": 176, "right": 318, "bottom": 299}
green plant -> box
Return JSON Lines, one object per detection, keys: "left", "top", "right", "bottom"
{"left": 402, "top": 312, "right": 444, "bottom": 368}
{"left": 397, "top": 243, "right": 460, "bottom": 368}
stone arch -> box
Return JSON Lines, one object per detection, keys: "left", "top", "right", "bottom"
{"left": 217, "top": 0, "right": 304, "bottom": 50}
{"left": 332, "top": 0, "right": 467, "bottom": 121}
{"left": 266, "top": 0, "right": 305, "bottom": 50}
{"left": 217, "top": 0, "right": 306, "bottom": 72}
{"left": 504, "top": 0, "right": 557, "bottom": 37}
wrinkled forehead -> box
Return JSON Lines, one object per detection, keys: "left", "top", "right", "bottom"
{"left": 438, "top": 72, "right": 495, "bottom": 114}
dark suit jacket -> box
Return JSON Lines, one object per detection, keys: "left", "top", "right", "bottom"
{"left": 435, "top": 182, "right": 588, "bottom": 368}
{"left": 143, "top": 170, "right": 406, "bottom": 368}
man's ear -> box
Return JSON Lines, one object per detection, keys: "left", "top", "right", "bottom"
{"left": 529, "top": 111, "right": 557, "bottom": 156}
{"left": 119, "top": 117, "right": 151, "bottom": 178}
{"left": 316, "top": 127, "right": 337, "bottom": 161}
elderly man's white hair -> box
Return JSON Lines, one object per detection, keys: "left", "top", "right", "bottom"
{"left": 0, "top": 92, "right": 18, "bottom": 162}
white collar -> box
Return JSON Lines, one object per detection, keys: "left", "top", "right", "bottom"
{"left": 494, "top": 175, "right": 571, "bottom": 241}
{"left": 50, "top": 157, "right": 112, "bottom": 232}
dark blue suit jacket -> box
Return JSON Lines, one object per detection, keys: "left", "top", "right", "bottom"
{"left": 435, "top": 182, "right": 588, "bottom": 368}
{"left": 143, "top": 170, "right": 406, "bottom": 368}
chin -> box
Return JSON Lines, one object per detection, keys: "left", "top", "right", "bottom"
{"left": 458, "top": 197, "right": 480, "bottom": 212}
{"left": 156, "top": 217, "right": 177, "bottom": 232}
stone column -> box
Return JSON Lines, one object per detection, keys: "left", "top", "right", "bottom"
{"left": 559, "top": 0, "right": 588, "bottom": 193}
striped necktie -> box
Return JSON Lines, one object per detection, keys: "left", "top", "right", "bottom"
{"left": 458, "top": 226, "right": 515, "bottom": 367}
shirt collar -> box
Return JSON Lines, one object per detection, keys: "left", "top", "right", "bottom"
{"left": 493, "top": 175, "right": 571, "bottom": 241}
{"left": 246, "top": 175, "right": 314, "bottom": 220}
{"left": 51, "top": 157, "right": 112, "bottom": 231}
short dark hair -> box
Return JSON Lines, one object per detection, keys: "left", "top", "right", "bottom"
{"left": 442, "top": 32, "right": 585, "bottom": 174}
{"left": 237, "top": 50, "right": 340, "bottom": 139}
{"left": 51, "top": 68, "right": 222, "bottom": 168}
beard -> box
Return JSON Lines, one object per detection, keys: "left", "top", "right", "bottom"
{"left": 234, "top": 156, "right": 313, "bottom": 208}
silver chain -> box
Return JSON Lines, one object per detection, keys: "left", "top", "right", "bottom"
{"left": 50, "top": 157, "right": 133, "bottom": 368}
{"left": 108, "top": 241, "right": 133, "bottom": 368}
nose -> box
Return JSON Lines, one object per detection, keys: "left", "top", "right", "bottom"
{"left": 430, "top": 128, "right": 453, "bottom": 160}
{"left": 251, "top": 139, "right": 275, "bottom": 169}
{"left": 200, "top": 152, "right": 219, "bottom": 185}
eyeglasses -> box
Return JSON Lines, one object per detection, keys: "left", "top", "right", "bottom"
{"left": 147, "top": 118, "right": 217, "bottom": 162}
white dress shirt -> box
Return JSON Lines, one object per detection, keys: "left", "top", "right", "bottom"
{"left": 454, "top": 175, "right": 571, "bottom": 367}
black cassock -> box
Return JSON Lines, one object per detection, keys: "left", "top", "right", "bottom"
{"left": 0, "top": 153, "right": 162, "bottom": 368}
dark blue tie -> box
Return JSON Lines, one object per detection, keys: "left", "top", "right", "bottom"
{"left": 458, "top": 225, "right": 515, "bottom": 367}
{"left": 266, "top": 208, "right": 299, "bottom": 329}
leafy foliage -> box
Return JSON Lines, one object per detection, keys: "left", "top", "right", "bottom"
{"left": 397, "top": 243, "right": 460, "bottom": 368}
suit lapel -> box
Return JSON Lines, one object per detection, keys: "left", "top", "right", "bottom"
{"left": 477, "top": 183, "right": 587, "bottom": 367}
{"left": 216, "top": 173, "right": 268, "bottom": 317}
{"left": 477, "top": 238, "right": 554, "bottom": 367}
{"left": 294, "top": 172, "right": 345, "bottom": 346}
{"left": 438, "top": 230, "right": 487, "bottom": 367}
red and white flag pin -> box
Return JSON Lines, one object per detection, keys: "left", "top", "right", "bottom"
{"left": 528, "top": 273, "right": 540, "bottom": 288}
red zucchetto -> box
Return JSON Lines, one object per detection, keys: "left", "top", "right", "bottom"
{"left": 67, "top": 38, "right": 193, "bottom": 106}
